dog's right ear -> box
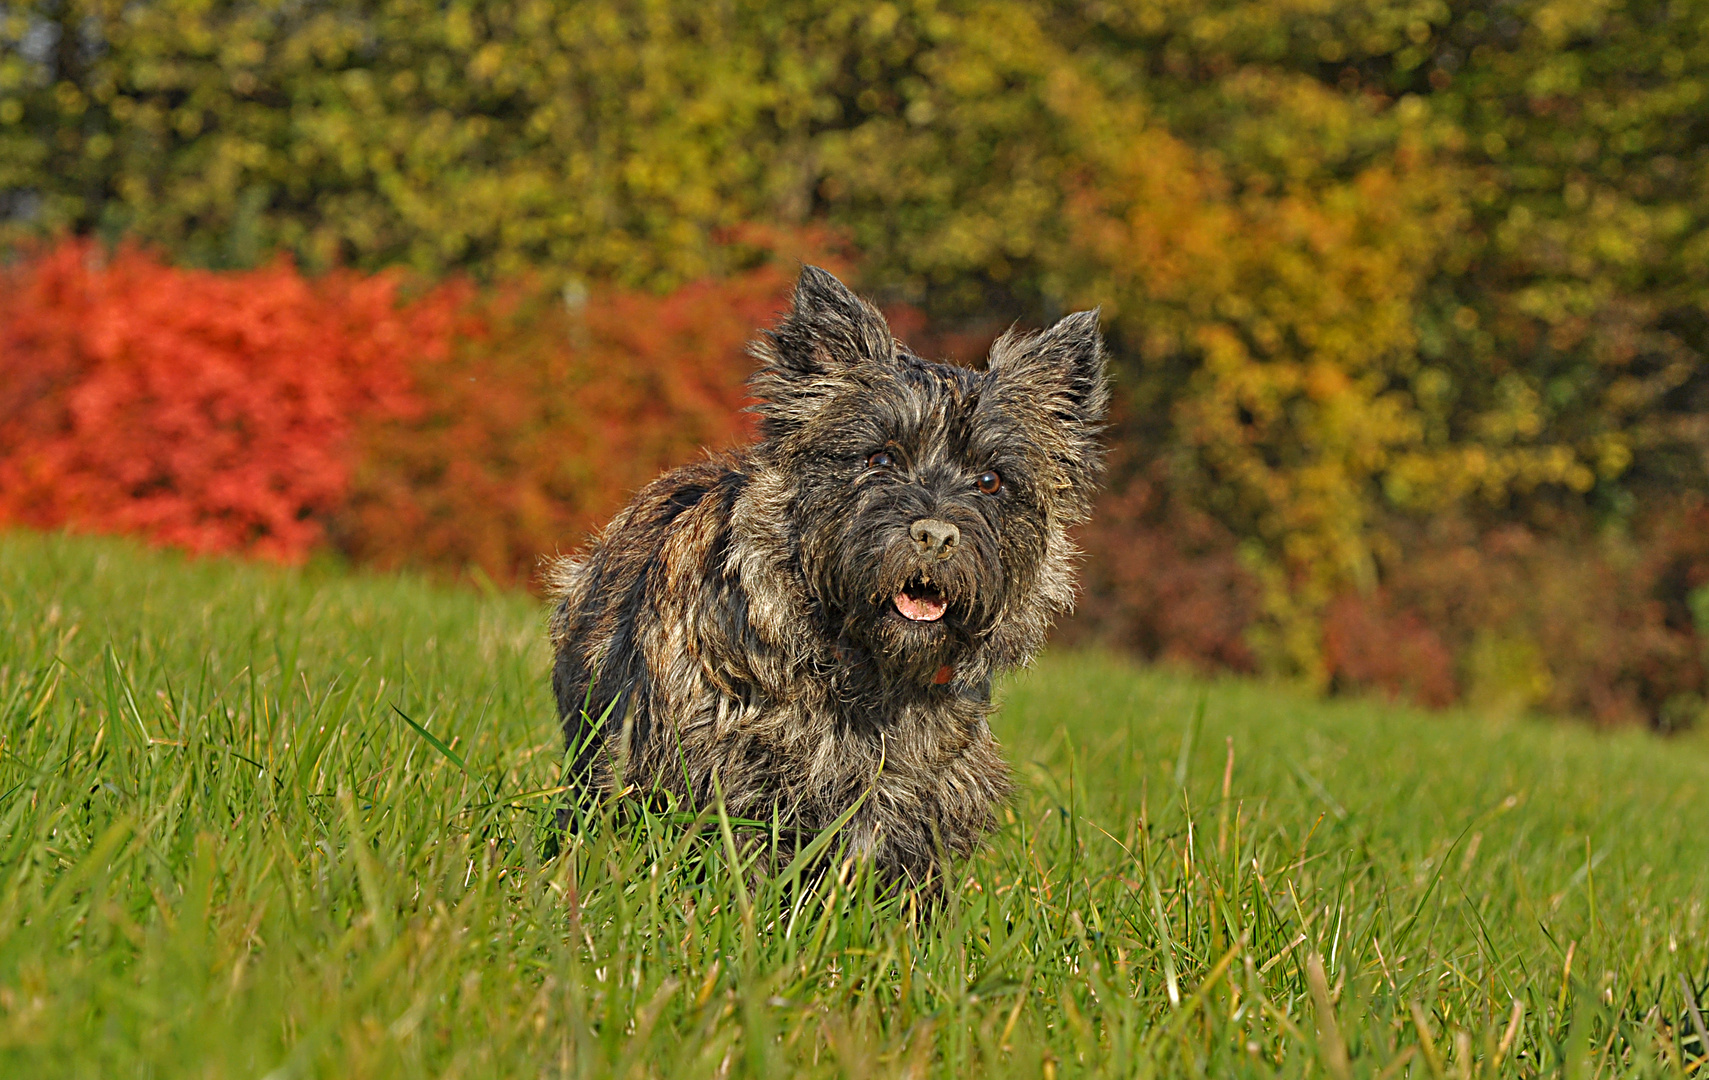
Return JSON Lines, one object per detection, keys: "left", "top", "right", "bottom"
{"left": 748, "top": 266, "right": 896, "bottom": 437}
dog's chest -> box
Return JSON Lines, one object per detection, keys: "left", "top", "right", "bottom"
{"left": 728, "top": 686, "right": 991, "bottom": 786}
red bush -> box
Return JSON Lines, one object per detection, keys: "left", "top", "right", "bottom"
{"left": 1321, "top": 510, "right": 1709, "bottom": 726}
{"left": 1069, "top": 451, "right": 1262, "bottom": 673}
{"left": 0, "top": 241, "right": 458, "bottom": 560}
{"left": 333, "top": 266, "right": 797, "bottom": 586}
{"left": 0, "top": 234, "right": 824, "bottom": 580}
{"left": 325, "top": 226, "right": 859, "bottom": 587}
{"left": 1322, "top": 592, "right": 1459, "bottom": 708}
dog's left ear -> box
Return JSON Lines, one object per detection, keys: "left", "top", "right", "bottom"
{"left": 749, "top": 266, "right": 898, "bottom": 437}
{"left": 986, "top": 309, "right": 1110, "bottom": 429}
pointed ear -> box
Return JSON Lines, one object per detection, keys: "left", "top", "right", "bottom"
{"left": 748, "top": 266, "right": 897, "bottom": 437}
{"left": 986, "top": 309, "right": 1110, "bottom": 428}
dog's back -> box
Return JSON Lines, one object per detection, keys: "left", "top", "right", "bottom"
{"left": 548, "top": 455, "right": 748, "bottom": 775}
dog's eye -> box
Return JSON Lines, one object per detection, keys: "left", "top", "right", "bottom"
{"left": 976, "top": 470, "right": 1002, "bottom": 494}
{"left": 867, "top": 451, "right": 895, "bottom": 469}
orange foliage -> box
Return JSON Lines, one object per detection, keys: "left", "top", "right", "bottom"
{"left": 334, "top": 264, "right": 799, "bottom": 586}
{"left": 326, "top": 225, "right": 850, "bottom": 587}
{"left": 1067, "top": 117, "right": 1465, "bottom": 677}
{"left": 0, "top": 236, "right": 835, "bottom": 584}
{"left": 0, "top": 242, "right": 454, "bottom": 560}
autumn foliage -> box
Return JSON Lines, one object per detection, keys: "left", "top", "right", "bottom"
{"left": 0, "top": 242, "right": 442, "bottom": 560}
{"left": 0, "top": 238, "right": 799, "bottom": 583}
{"left": 335, "top": 261, "right": 800, "bottom": 583}
{"left": 7, "top": 0, "right": 1709, "bottom": 726}
{"left": 2, "top": 235, "right": 1706, "bottom": 727}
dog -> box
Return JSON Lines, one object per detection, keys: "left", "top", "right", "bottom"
{"left": 547, "top": 266, "right": 1107, "bottom": 886}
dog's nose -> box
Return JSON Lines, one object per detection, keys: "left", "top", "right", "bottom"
{"left": 909, "top": 518, "right": 960, "bottom": 560}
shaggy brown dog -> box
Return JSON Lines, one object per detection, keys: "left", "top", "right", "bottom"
{"left": 548, "top": 266, "right": 1107, "bottom": 886}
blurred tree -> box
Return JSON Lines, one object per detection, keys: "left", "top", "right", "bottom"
{"left": 1034, "top": 0, "right": 1709, "bottom": 677}
{"left": 0, "top": 0, "right": 837, "bottom": 284}
{"left": 5, "top": 0, "right": 1709, "bottom": 700}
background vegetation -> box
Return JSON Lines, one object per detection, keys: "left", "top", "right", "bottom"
{"left": 5, "top": 0, "right": 1709, "bottom": 726}
{"left": 2, "top": 530, "right": 1707, "bottom": 1077}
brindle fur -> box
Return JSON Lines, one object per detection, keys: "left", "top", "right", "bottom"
{"left": 548, "top": 267, "right": 1108, "bottom": 886}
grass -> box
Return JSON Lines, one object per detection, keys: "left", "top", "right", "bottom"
{"left": 1, "top": 528, "right": 1707, "bottom": 1078}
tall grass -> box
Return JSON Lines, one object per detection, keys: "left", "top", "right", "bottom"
{"left": 1, "top": 529, "right": 1706, "bottom": 1077}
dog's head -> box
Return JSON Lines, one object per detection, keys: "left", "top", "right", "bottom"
{"left": 748, "top": 267, "right": 1109, "bottom": 685}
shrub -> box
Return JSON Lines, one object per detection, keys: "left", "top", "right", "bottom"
{"left": 1075, "top": 438, "right": 1709, "bottom": 728}
{"left": 1321, "top": 594, "right": 1459, "bottom": 709}
{"left": 1070, "top": 449, "right": 1261, "bottom": 674}
{"left": 1322, "top": 504, "right": 1709, "bottom": 728}
{"left": 4, "top": 235, "right": 1705, "bottom": 728}
{"left": 0, "top": 233, "right": 835, "bottom": 579}
{"left": 332, "top": 263, "right": 796, "bottom": 586}
{"left": 0, "top": 240, "right": 452, "bottom": 560}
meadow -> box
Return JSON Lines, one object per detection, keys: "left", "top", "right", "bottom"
{"left": 1, "top": 528, "right": 1706, "bottom": 1078}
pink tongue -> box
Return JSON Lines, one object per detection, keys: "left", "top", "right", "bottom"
{"left": 895, "top": 591, "right": 946, "bottom": 622}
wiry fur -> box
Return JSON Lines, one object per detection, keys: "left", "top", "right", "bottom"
{"left": 548, "top": 267, "right": 1108, "bottom": 886}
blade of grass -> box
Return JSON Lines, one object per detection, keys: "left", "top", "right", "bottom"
{"left": 391, "top": 702, "right": 470, "bottom": 776}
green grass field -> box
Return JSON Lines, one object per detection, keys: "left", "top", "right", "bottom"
{"left": 2, "top": 530, "right": 1707, "bottom": 1078}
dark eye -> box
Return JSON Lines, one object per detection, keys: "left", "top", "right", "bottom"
{"left": 976, "top": 470, "right": 1002, "bottom": 494}
{"left": 867, "top": 450, "right": 895, "bottom": 469}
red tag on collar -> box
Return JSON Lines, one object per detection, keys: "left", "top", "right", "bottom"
{"left": 932, "top": 665, "right": 954, "bottom": 685}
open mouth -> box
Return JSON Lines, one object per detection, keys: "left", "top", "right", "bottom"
{"left": 893, "top": 577, "right": 948, "bottom": 623}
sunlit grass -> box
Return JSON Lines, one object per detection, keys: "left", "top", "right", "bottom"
{"left": 2, "top": 529, "right": 1706, "bottom": 1077}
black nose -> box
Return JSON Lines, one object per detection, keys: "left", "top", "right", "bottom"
{"left": 909, "top": 518, "right": 960, "bottom": 560}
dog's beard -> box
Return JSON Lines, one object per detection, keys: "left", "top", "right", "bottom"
{"left": 815, "top": 528, "right": 1006, "bottom": 684}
